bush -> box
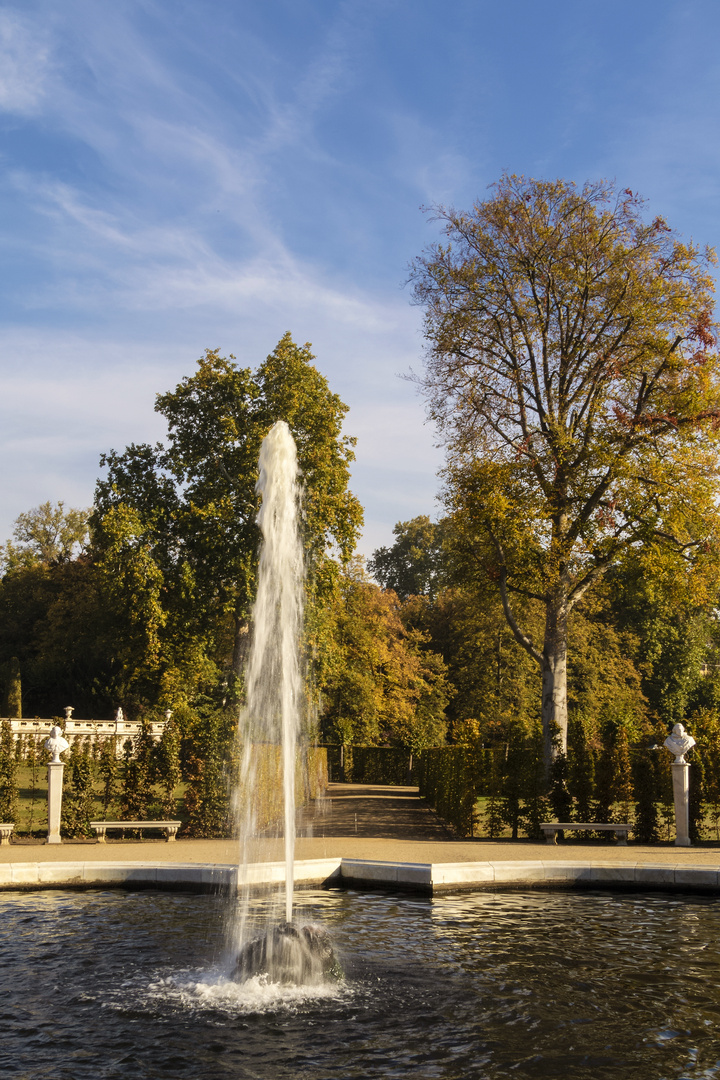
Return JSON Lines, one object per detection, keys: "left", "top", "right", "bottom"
{"left": 0, "top": 720, "right": 18, "bottom": 822}
{"left": 61, "top": 741, "right": 94, "bottom": 838}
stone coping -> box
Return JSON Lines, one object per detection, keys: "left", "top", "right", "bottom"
{"left": 2, "top": 857, "right": 720, "bottom": 895}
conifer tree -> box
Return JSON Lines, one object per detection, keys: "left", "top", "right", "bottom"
{"left": 0, "top": 719, "right": 17, "bottom": 822}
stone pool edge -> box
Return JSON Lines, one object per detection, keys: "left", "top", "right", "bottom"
{"left": 2, "top": 857, "right": 720, "bottom": 895}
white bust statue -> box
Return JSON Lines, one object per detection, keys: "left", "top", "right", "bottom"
{"left": 45, "top": 725, "right": 70, "bottom": 764}
{"left": 664, "top": 723, "right": 695, "bottom": 763}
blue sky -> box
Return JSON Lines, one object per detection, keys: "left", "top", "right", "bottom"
{"left": 1, "top": 0, "right": 719, "bottom": 556}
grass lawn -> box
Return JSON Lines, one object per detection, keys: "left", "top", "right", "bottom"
{"left": 12, "top": 764, "right": 188, "bottom": 836}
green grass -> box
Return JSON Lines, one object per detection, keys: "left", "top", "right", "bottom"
{"left": 12, "top": 764, "right": 188, "bottom": 836}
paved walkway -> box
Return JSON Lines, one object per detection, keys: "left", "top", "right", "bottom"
{"left": 3, "top": 782, "right": 720, "bottom": 868}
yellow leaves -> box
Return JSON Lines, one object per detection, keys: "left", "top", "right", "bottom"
{"left": 320, "top": 568, "right": 449, "bottom": 750}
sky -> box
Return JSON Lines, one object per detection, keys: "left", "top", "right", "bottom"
{"left": 1, "top": 0, "right": 719, "bottom": 557}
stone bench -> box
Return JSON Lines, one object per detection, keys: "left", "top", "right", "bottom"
{"left": 540, "top": 822, "right": 631, "bottom": 846}
{"left": 0, "top": 823, "right": 14, "bottom": 846}
{"left": 89, "top": 820, "right": 181, "bottom": 843}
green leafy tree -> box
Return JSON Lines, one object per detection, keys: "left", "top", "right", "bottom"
{"left": 411, "top": 174, "right": 720, "bottom": 768}
{"left": 93, "top": 334, "right": 362, "bottom": 708}
{"left": 0, "top": 501, "right": 88, "bottom": 574}
{"left": 0, "top": 543, "right": 122, "bottom": 718}
{"left": 61, "top": 740, "right": 94, "bottom": 838}
{"left": 98, "top": 736, "right": 119, "bottom": 817}
{"left": 156, "top": 717, "right": 182, "bottom": 819}
{"left": 594, "top": 709, "right": 637, "bottom": 824}
{"left": 0, "top": 719, "right": 18, "bottom": 821}
{"left": 369, "top": 516, "right": 447, "bottom": 600}
{"left": 610, "top": 549, "right": 720, "bottom": 725}
{"left": 567, "top": 714, "right": 597, "bottom": 821}
{"left": 120, "top": 722, "right": 158, "bottom": 820}
{"left": 182, "top": 704, "right": 237, "bottom": 837}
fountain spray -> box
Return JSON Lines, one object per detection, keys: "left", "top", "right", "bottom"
{"left": 239, "top": 420, "right": 304, "bottom": 923}
{"left": 230, "top": 421, "right": 341, "bottom": 985}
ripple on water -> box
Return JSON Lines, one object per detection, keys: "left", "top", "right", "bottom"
{"left": 2, "top": 888, "right": 720, "bottom": 1080}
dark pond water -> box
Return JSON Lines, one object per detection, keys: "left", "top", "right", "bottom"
{"left": 1, "top": 887, "right": 720, "bottom": 1079}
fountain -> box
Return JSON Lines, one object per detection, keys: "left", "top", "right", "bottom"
{"left": 5, "top": 427, "right": 720, "bottom": 1076}
{"left": 231, "top": 419, "right": 338, "bottom": 984}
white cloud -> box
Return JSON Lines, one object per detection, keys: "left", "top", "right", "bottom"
{"left": 0, "top": 11, "right": 50, "bottom": 115}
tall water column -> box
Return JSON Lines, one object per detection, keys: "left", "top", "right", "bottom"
{"left": 237, "top": 420, "right": 304, "bottom": 924}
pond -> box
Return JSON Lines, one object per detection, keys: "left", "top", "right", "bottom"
{"left": 1, "top": 887, "right": 719, "bottom": 1079}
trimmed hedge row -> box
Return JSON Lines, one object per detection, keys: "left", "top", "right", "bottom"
{"left": 324, "top": 745, "right": 417, "bottom": 785}
{"left": 9, "top": 729, "right": 328, "bottom": 840}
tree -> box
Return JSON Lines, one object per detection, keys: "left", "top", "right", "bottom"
{"left": 368, "top": 516, "right": 446, "bottom": 600}
{"left": 1, "top": 501, "right": 88, "bottom": 573}
{"left": 0, "top": 720, "right": 17, "bottom": 821}
{"left": 609, "top": 548, "right": 720, "bottom": 725}
{"left": 3, "top": 657, "right": 22, "bottom": 717}
{"left": 93, "top": 334, "right": 362, "bottom": 708}
{"left": 411, "top": 174, "right": 720, "bottom": 766}
{"left": 320, "top": 564, "right": 449, "bottom": 751}
{"left": 0, "top": 553, "right": 122, "bottom": 717}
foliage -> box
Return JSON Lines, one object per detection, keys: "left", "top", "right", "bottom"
{"left": 97, "top": 736, "right": 119, "bottom": 817}
{"left": 0, "top": 501, "right": 88, "bottom": 574}
{"left": 610, "top": 550, "right": 720, "bottom": 725}
{"left": 0, "top": 552, "right": 126, "bottom": 717}
{"left": 567, "top": 714, "right": 597, "bottom": 821}
{"left": 61, "top": 740, "right": 94, "bottom": 838}
{"left": 22, "top": 735, "right": 45, "bottom": 834}
{"left": 417, "top": 745, "right": 486, "bottom": 837}
{"left": 156, "top": 718, "right": 182, "bottom": 819}
{"left": 368, "top": 516, "right": 447, "bottom": 600}
{"left": 120, "top": 721, "right": 159, "bottom": 820}
{"left": 3, "top": 656, "right": 22, "bottom": 717}
{"left": 411, "top": 174, "right": 720, "bottom": 766}
{"left": 402, "top": 584, "right": 540, "bottom": 730}
{"left": 594, "top": 708, "right": 638, "bottom": 824}
{"left": 181, "top": 704, "right": 238, "bottom": 837}
{"left": 0, "top": 720, "right": 18, "bottom": 821}
{"left": 320, "top": 564, "right": 449, "bottom": 751}
{"left": 92, "top": 334, "right": 362, "bottom": 713}
{"left": 325, "top": 745, "right": 417, "bottom": 785}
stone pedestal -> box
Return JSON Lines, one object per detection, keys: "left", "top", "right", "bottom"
{"left": 46, "top": 762, "right": 64, "bottom": 844}
{"left": 672, "top": 761, "right": 691, "bottom": 847}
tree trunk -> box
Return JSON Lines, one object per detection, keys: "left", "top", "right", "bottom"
{"left": 542, "top": 588, "right": 569, "bottom": 770}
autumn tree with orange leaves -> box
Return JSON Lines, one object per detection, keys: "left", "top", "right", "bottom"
{"left": 411, "top": 175, "right": 720, "bottom": 770}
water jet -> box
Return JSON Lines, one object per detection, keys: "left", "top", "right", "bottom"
{"left": 230, "top": 420, "right": 335, "bottom": 985}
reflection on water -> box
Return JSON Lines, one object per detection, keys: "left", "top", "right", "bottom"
{"left": 2, "top": 887, "right": 720, "bottom": 1079}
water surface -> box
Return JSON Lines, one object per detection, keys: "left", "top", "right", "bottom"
{"left": 1, "top": 887, "right": 719, "bottom": 1079}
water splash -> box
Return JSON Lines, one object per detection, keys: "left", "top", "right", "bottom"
{"left": 236, "top": 420, "right": 304, "bottom": 933}
{"left": 143, "top": 968, "right": 347, "bottom": 1017}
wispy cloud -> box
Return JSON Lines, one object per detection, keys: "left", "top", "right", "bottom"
{"left": 0, "top": 10, "right": 51, "bottom": 114}
{"left": 3, "top": 0, "right": 718, "bottom": 557}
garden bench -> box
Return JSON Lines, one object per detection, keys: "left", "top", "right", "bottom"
{"left": 0, "top": 823, "right": 15, "bottom": 845}
{"left": 89, "top": 820, "right": 181, "bottom": 843}
{"left": 540, "top": 822, "right": 630, "bottom": 845}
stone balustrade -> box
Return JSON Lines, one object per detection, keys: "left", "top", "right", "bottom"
{"left": 1, "top": 716, "right": 167, "bottom": 748}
